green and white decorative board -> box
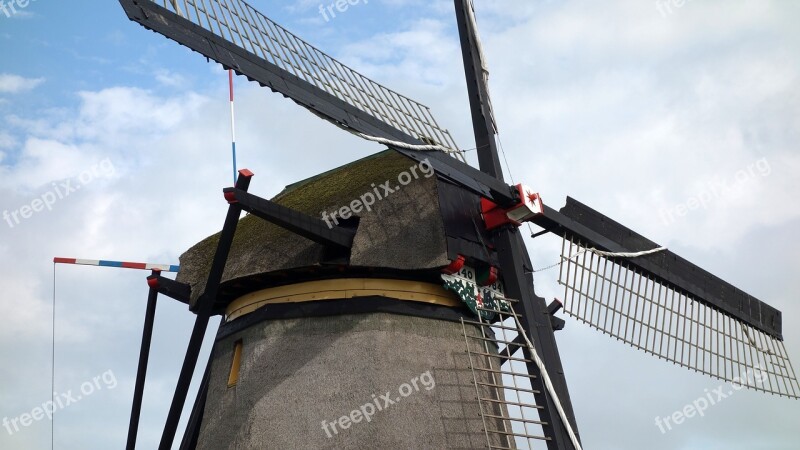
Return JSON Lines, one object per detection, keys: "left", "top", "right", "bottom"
{"left": 442, "top": 266, "right": 510, "bottom": 319}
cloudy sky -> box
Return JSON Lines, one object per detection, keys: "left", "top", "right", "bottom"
{"left": 1, "top": 0, "right": 799, "bottom": 448}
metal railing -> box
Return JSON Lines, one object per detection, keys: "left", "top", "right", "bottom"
{"left": 153, "top": 0, "right": 460, "bottom": 153}
{"left": 462, "top": 305, "right": 550, "bottom": 449}
{"left": 559, "top": 236, "right": 800, "bottom": 398}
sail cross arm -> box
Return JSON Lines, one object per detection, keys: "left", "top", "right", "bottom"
{"left": 119, "top": 0, "right": 460, "bottom": 156}
{"left": 535, "top": 198, "right": 782, "bottom": 338}
{"left": 532, "top": 197, "right": 799, "bottom": 398}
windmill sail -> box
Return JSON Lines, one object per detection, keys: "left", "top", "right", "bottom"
{"left": 118, "top": 0, "right": 461, "bottom": 155}
{"left": 535, "top": 198, "right": 799, "bottom": 398}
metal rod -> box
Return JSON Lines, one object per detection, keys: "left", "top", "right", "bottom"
{"left": 475, "top": 380, "right": 540, "bottom": 395}
{"left": 461, "top": 318, "right": 493, "bottom": 450}
{"left": 482, "top": 412, "right": 547, "bottom": 426}
{"left": 484, "top": 427, "right": 549, "bottom": 440}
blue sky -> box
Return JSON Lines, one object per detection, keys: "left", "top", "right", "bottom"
{"left": 1, "top": 0, "right": 799, "bottom": 449}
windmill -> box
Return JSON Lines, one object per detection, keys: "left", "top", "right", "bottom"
{"left": 113, "top": 1, "right": 799, "bottom": 449}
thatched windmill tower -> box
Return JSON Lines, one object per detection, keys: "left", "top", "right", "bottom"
{"left": 177, "top": 151, "right": 532, "bottom": 449}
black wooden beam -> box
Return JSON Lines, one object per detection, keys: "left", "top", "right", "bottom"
{"left": 118, "top": 0, "right": 520, "bottom": 208}
{"left": 496, "top": 334, "right": 524, "bottom": 366}
{"left": 533, "top": 197, "right": 783, "bottom": 339}
{"left": 454, "top": 0, "right": 503, "bottom": 179}
{"left": 146, "top": 274, "right": 192, "bottom": 306}
{"left": 453, "top": 1, "right": 581, "bottom": 447}
{"left": 159, "top": 170, "right": 253, "bottom": 449}
{"left": 118, "top": 0, "right": 424, "bottom": 149}
{"left": 224, "top": 188, "right": 356, "bottom": 249}
{"left": 392, "top": 147, "right": 518, "bottom": 207}
{"left": 126, "top": 269, "right": 160, "bottom": 450}
{"left": 496, "top": 229, "right": 582, "bottom": 449}
{"left": 178, "top": 342, "right": 214, "bottom": 450}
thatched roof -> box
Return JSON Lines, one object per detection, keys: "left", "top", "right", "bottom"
{"left": 176, "top": 150, "right": 451, "bottom": 306}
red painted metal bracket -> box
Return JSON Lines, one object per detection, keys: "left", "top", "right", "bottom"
{"left": 481, "top": 184, "right": 544, "bottom": 231}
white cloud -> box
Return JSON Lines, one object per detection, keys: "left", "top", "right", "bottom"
{"left": 0, "top": 74, "right": 44, "bottom": 94}
{"left": 461, "top": 0, "right": 800, "bottom": 249}
{"left": 282, "top": 0, "right": 319, "bottom": 13}
{"left": 0, "top": 131, "right": 15, "bottom": 149}
{"left": 154, "top": 69, "right": 187, "bottom": 88}
{"left": 339, "top": 18, "right": 462, "bottom": 87}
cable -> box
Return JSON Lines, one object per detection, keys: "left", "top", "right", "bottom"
{"left": 585, "top": 246, "right": 667, "bottom": 258}
{"left": 742, "top": 325, "right": 776, "bottom": 356}
{"left": 530, "top": 249, "right": 588, "bottom": 273}
{"left": 51, "top": 263, "right": 56, "bottom": 450}
{"left": 496, "top": 134, "right": 514, "bottom": 184}
{"left": 496, "top": 132, "right": 540, "bottom": 238}
{"left": 353, "top": 131, "right": 464, "bottom": 154}
{"left": 509, "top": 305, "right": 583, "bottom": 450}
{"left": 529, "top": 246, "right": 666, "bottom": 273}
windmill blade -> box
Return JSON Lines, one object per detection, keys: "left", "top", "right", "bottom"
{"left": 534, "top": 198, "right": 799, "bottom": 398}
{"left": 450, "top": 1, "right": 582, "bottom": 447}
{"left": 118, "top": 0, "right": 461, "bottom": 156}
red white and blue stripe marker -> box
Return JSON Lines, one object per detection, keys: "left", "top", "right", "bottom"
{"left": 229, "top": 69, "right": 238, "bottom": 184}
{"left": 53, "top": 257, "right": 179, "bottom": 273}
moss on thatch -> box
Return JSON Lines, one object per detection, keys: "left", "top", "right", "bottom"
{"left": 177, "top": 150, "right": 449, "bottom": 305}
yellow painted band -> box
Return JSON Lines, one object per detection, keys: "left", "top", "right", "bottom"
{"left": 226, "top": 278, "right": 460, "bottom": 321}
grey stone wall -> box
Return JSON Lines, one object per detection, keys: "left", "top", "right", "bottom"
{"left": 197, "top": 312, "right": 511, "bottom": 449}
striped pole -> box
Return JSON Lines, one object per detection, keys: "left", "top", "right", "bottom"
{"left": 53, "top": 257, "right": 179, "bottom": 273}
{"left": 229, "top": 69, "right": 238, "bottom": 184}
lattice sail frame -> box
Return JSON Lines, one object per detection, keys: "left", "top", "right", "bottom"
{"left": 148, "top": 0, "right": 460, "bottom": 153}
{"left": 558, "top": 236, "right": 800, "bottom": 398}
{"left": 462, "top": 303, "right": 552, "bottom": 449}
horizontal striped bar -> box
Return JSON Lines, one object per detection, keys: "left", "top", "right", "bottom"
{"left": 54, "top": 257, "right": 179, "bottom": 273}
